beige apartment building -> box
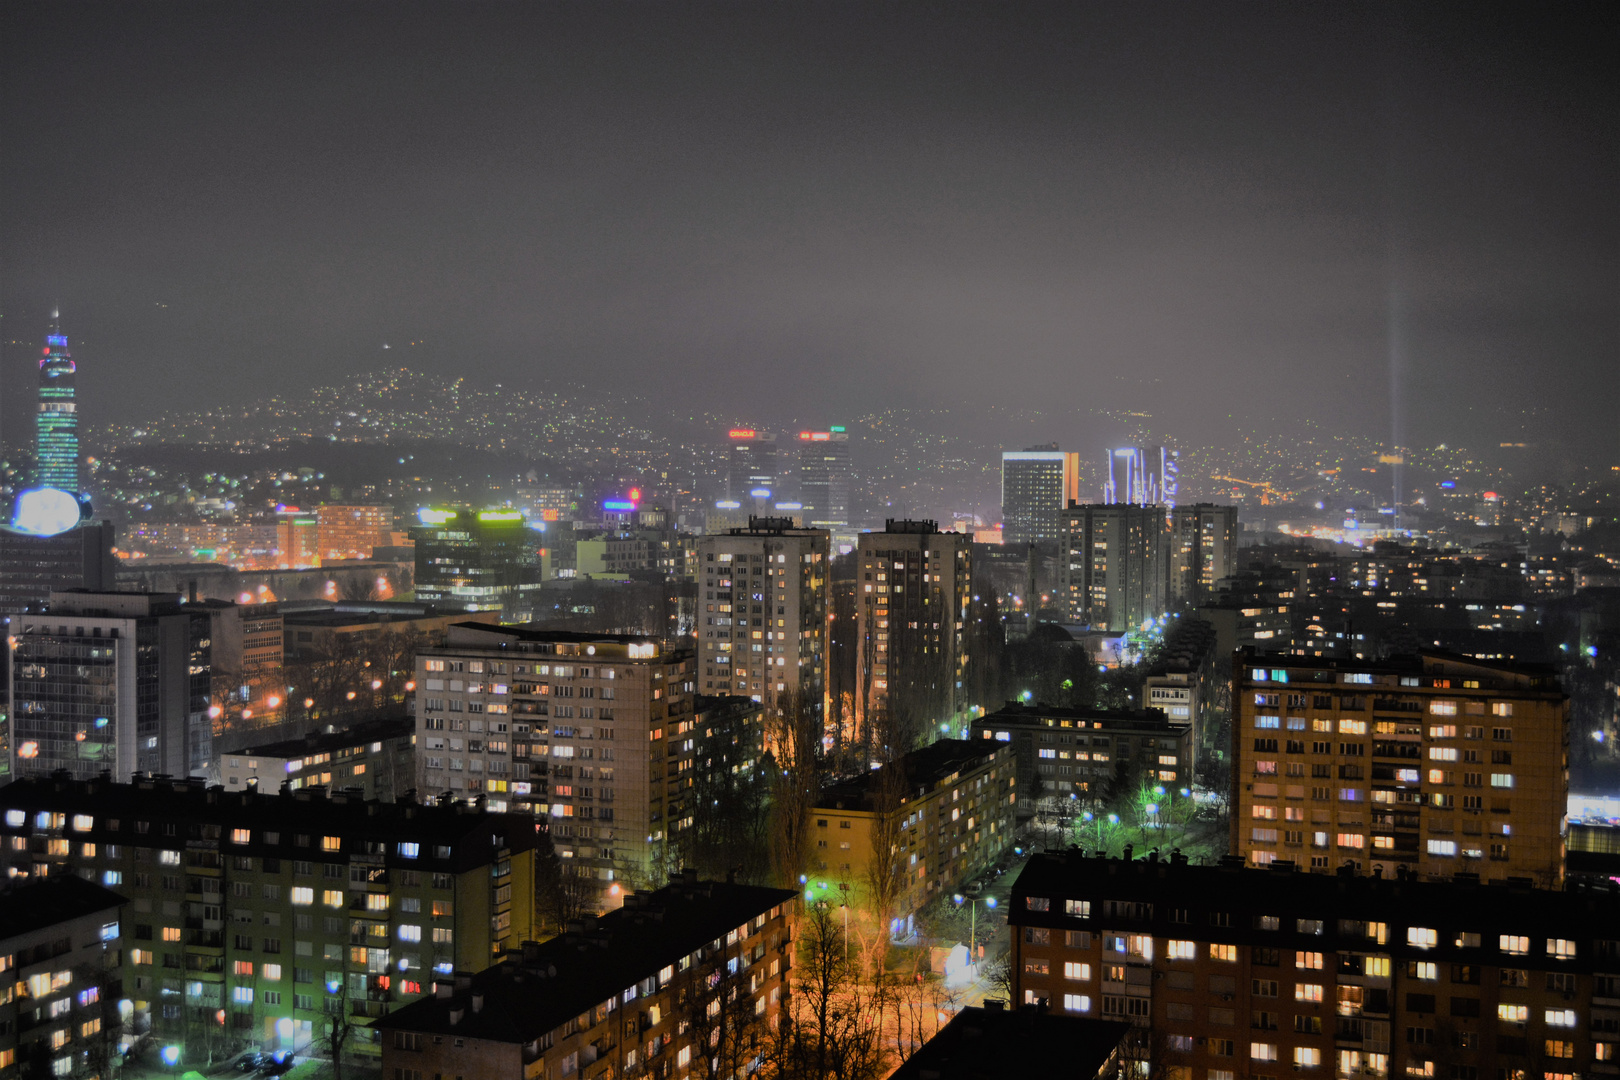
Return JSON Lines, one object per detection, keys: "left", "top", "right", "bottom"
{"left": 1231, "top": 649, "right": 1568, "bottom": 886}
{"left": 695, "top": 517, "right": 829, "bottom": 720}
{"left": 415, "top": 623, "right": 696, "bottom": 893}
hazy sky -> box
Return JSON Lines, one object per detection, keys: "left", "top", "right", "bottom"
{"left": 3, "top": 2, "right": 1615, "bottom": 460}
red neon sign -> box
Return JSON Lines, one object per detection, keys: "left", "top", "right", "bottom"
{"left": 728, "top": 429, "right": 757, "bottom": 439}
{"left": 798, "top": 431, "right": 831, "bottom": 441}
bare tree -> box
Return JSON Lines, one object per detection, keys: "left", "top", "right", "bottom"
{"left": 767, "top": 687, "right": 822, "bottom": 890}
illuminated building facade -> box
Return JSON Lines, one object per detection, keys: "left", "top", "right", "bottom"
{"left": 1002, "top": 448, "right": 1081, "bottom": 545}
{"left": 853, "top": 520, "right": 973, "bottom": 742}
{"left": 1010, "top": 851, "right": 1620, "bottom": 1080}
{"left": 274, "top": 511, "right": 320, "bottom": 569}
{"left": 726, "top": 429, "right": 778, "bottom": 503}
{"left": 696, "top": 518, "right": 829, "bottom": 716}
{"left": 798, "top": 428, "right": 852, "bottom": 528}
{"left": 315, "top": 504, "right": 395, "bottom": 562}
{"left": 972, "top": 702, "right": 1194, "bottom": 799}
{"left": 1231, "top": 650, "right": 1568, "bottom": 886}
{"left": 216, "top": 715, "right": 416, "bottom": 801}
{"left": 1059, "top": 504, "right": 1170, "bottom": 631}
{"left": 35, "top": 311, "right": 79, "bottom": 492}
{"left": 1168, "top": 503, "right": 1240, "bottom": 608}
{"left": 812, "top": 739, "right": 1016, "bottom": 930}
{"left": 409, "top": 509, "right": 543, "bottom": 616}
{"left": 377, "top": 878, "right": 797, "bottom": 1080}
{"left": 0, "top": 776, "right": 534, "bottom": 1067}
{"left": 414, "top": 623, "right": 695, "bottom": 890}
{"left": 0, "top": 875, "right": 126, "bottom": 1077}
{"left": 8, "top": 590, "right": 213, "bottom": 781}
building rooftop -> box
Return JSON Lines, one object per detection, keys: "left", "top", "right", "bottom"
{"left": 975, "top": 703, "right": 1173, "bottom": 730}
{"left": 1010, "top": 850, "right": 1620, "bottom": 950}
{"left": 229, "top": 715, "right": 414, "bottom": 761}
{"left": 0, "top": 773, "right": 531, "bottom": 871}
{"left": 0, "top": 874, "right": 126, "bottom": 943}
{"left": 889, "top": 1005, "right": 1130, "bottom": 1080}
{"left": 374, "top": 875, "right": 796, "bottom": 1043}
{"left": 1237, "top": 646, "right": 1562, "bottom": 686}
{"left": 818, "top": 739, "right": 1003, "bottom": 811}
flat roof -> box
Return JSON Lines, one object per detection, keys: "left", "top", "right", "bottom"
{"left": 0, "top": 875, "right": 125, "bottom": 943}
{"left": 374, "top": 877, "right": 797, "bottom": 1042}
{"left": 889, "top": 1006, "right": 1129, "bottom": 1080}
{"left": 818, "top": 739, "right": 1003, "bottom": 811}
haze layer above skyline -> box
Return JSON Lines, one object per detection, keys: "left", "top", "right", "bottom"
{"left": 3, "top": 2, "right": 1615, "bottom": 460}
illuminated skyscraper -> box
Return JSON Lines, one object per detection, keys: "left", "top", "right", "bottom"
{"left": 1000, "top": 446, "right": 1080, "bottom": 545}
{"left": 797, "top": 428, "right": 851, "bottom": 528}
{"left": 35, "top": 311, "right": 80, "bottom": 492}
{"left": 1102, "top": 445, "right": 1178, "bottom": 506}
{"left": 726, "top": 429, "right": 778, "bottom": 502}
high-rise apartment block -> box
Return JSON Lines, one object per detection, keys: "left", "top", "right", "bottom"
{"left": 797, "top": 428, "right": 852, "bottom": 528}
{"left": 410, "top": 509, "right": 543, "bottom": 616}
{"left": 316, "top": 504, "right": 395, "bottom": 562}
{"left": 695, "top": 518, "right": 829, "bottom": 714}
{"left": 1231, "top": 650, "right": 1568, "bottom": 886}
{"left": 377, "top": 876, "right": 797, "bottom": 1080}
{"left": 0, "top": 775, "right": 535, "bottom": 1066}
{"left": 1059, "top": 504, "right": 1169, "bottom": 631}
{"left": 1001, "top": 448, "right": 1081, "bottom": 545}
{"left": 34, "top": 311, "right": 80, "bottom": 492}
{"left": 853, "top": 520, "right": 973, "bottom": 740}
{"left": 1010, "top": 851, "right": 1620, "bottom": 1080}
{"left": 1168, "top": 503, "right": 1239, "bottom": 608}
{"left": 416, "top": 623, "right": 695, "bottom": 890}
{"left": 7, "top": 590, "right": 212, "bottom": 781}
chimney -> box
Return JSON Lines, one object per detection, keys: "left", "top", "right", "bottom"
{"left": 471, "top": 993, "right": 484, "bottom": 1014}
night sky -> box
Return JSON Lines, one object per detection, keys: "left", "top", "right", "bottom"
{"left": 3, "top": 2, "right": 1615, "bottom": 460}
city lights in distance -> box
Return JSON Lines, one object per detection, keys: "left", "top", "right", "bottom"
{"left": 477, "top": 510, "right": 523, "bottom": 523}
{"left": 417, "top": 508, "right": 454, "bottom": 526}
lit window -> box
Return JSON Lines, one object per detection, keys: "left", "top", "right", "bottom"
{"left": 72, "top": 815, "right": 94, "bottom": 832}
{"left": 398, "top": 842, "right": 420, "bottom": 858}
{"left": 1499, "top": 935, "right": 1529, "bottom": 956}
{"left": 263, "top": 964, "right": 281, "bottom": 981}
{"left": 1296, "top": 983, "right": 1324, "bottom": 1002}
{"left": 1251, "top": 1043, "right": 1278, "bottom": 1062}
{"left": 1545, "top": 1009, "right": 1576, "bottom": 1028}
{"left": 1498, "top": 1003, "right": 1528, "bottom": 1022}
{"left": 231, "top": 829, "right": 251, "bottom": 845}
{"left": 233, "top": 987, "right": 254, "bottom": 1005}
{"left": 1296, "top": 951, "right": 1324, "bottom": 970}
{"left": 1167, "top": 941, "right": 1196, "bottom": 960}
{"left": 291, "top": 888, "right": 314, "bottom": 906}
{"left": 1490, "top": 774, "right": 1514, "bottom": 789}
{"left": 1063, "top": 962, "right": 1090, "bottom": 980}
{"left": 1063, "top": 993, "right": 1091, "bottom": 1012}
{"left": 1211, "top": 944, "right": 1237, "bottom": 962}
{"left": 398, "top": 925, "right": 422, "bottom": 943}
{"left": 1407, "top": 928, "right": 1437, "bottom": 949}
{"left": 1547, "top": 939, "right": 1576, "bottom": 960}
{"left": 1426, "top": 840, "right": 1456, "bottom": 857}
{"left": 322, "top": 890, "right": 343, "bottom": 908}
{"left": 1294, "top": 1047, "right": 1321, "bottom": 1068}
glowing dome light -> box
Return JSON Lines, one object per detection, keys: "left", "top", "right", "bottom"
{"left": 10, "top": 487, "right": 86, "bottom": 537}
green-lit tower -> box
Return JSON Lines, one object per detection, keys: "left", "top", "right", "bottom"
{"left": 36, "top": 310, "right": 79, "bottom": 491}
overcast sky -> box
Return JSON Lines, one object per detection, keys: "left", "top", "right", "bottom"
{"left": 3, "top": 2, "right": 1615, "bottom": 460}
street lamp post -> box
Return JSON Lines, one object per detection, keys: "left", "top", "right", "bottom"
{"left": 953, "top": 894, "right": 998, "bottom": 965}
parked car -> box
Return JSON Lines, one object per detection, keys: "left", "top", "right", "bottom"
{"left": 232, "top": 1051, "right": 269, "bottom": 1072}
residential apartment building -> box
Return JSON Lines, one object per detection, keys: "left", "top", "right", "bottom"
{"left": 854, "top": 520, "right": 974, "bottom": 745}
{"left": 695, "top": 518, "right": 830, "bottom": 717}
{"left": 7, "top": 590, "right": 212, "bottom": 782}
{"left": 1231, "top": 650, "right": 1568, "bottom": 886}
{"left": 1010, "top": 850, "right": 1620, "bottom": 1080}
{"left": 1002, "top": 448, "right": 1081, "bottom": 546}
{"left": 215, "top": 715, "right": 416, "bottom": 801}
{"left": 812, "top": 739, "right": 1016, "bottom": 935}
{"left": 377, "top": 875, "right": 797, "bottom": 1080}
{"left": 1169, "top": 504, "right": 1240, "bottom": 609}
{"left": 0, "top": 774, "right": 534, "bottom": 1065}
{"left": 1059, "top": 504, "right": 1170, "bottom": 632}
{"left": 0, "top": 875, "right": 126, "bottom": 1077}
{"left": 0, "top": 517, "right": 116, "bottom": 613}
{"left": 416, "top": 623, "right": 696, "bottom": 892}
{"left": 971, "top": 703, "right": 1194, "bottom": 809}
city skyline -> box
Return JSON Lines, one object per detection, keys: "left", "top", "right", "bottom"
{"left": 3, "top": 3, "right": 1615, "bottom": 463}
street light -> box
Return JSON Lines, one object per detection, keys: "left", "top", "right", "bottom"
{"left": 953, "top": 894, "right": 998, "bottom": 964}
